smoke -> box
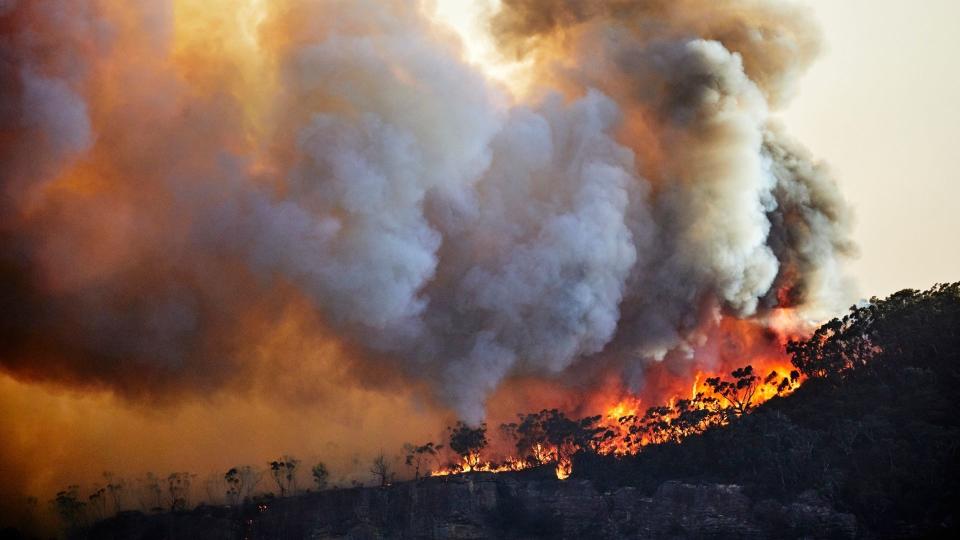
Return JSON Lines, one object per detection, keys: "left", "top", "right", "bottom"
{"left": 485, "top": 0, "right": 855, "bottom": 398}
{"left": 0, "top": 0, "right": 853, "bottom": 435}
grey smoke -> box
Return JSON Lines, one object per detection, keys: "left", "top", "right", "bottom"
{"left": 0, "top": 0, "right": 854, "bottom": 424}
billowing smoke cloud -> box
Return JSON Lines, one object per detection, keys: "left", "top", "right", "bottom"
{"left": 0, "top": 0, "right": 853, "bottom": 426}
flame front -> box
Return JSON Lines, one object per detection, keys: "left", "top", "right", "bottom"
{"left": 429, "top": 313, "right": 804, "bottom": 480}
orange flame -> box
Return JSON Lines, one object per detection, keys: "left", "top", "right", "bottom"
{"left": 428, "top": 311, "right": 807, "bottom": 480}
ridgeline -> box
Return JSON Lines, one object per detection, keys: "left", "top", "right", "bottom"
{"left": 15, "top": 283, "right": 960, "bottom": 539}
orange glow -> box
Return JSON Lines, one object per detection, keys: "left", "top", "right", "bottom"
{"left": 555, "top": 457, "right": 572, "bottom": 480}
{"left": 428, "top": 312, "right": 806, "bottom": 479}
{"left": 429, "top": 456, "right": 527, "bottom": 477}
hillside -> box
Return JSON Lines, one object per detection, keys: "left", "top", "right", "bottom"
{"left": 577, "top": 283, "right": 960, "bottom": 537}
{"left": 81, "top": 474, "right": 856, "bottom": 539}
{"left": 13, "top": 283, "right": 960, "bottom": 539}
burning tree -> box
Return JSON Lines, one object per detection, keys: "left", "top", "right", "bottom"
{"left": 447, "top": 422, "right": 488, "bottom": 470}
{"left": 501, "top": 409, "right": 604, "bottom": 468}
{"left": 764, "top": 369, "right": 801, "bottom": 397}
{"left": 640, "top": 405, "right": 676, "bottom": 446}
{"left": 670, "top": 394, "right": 724, "bottom": 439}
{"left": 404, "top": 441, "right": 442, "bottom": 480}
{"left": 599, "top": 389, "right": 732, "bottom": 454}
{"left": 705, "top": 365, "right": 761, "bottom": 417}
{"left": 428, "top": 360, "right": 807, "bottom": 480}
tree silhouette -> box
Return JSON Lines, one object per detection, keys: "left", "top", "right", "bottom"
{"left": 87, "top": 486, "right": 107, "bottom": 521}
{"left": 404, "top": 442, "right": 442, "bottom": 480}
{"left": 597, "top": 390, "right": 726, "bottom": 454}
{"left": 268, "top": 456, "right": 299, "bottom": 497}
{"left": 788, "top": 282, "right": 960, "bottom": 381}
{"left": 238, "top": 465, "right": 261, "bottom": 500}
{"left": 502, "top": 409, "right": 604, "bottom": 466}
{"left": 670, "top": 394, "right": 723, "bottom": 439}
{"left": 705, "top": 365, "right": 761, "bottom": 417}
{"left": 166, "top": 472, "right": 193, "bottom": 511}
{"left": 102, "top": 472, "right": 125, "bottom": 514}
{"left": 224, "top": 468, "right": 242, "bottom": 505}
{"left": 768, "top": 369, "right": 801, "bottom": 395}
{"left": 311, "top": 462, "right": 330, "bottom": 490}
{"left": 137, "top": 473, "right": 163, "bottom": 512}
{"left": 51, "top": 485, "right": 85, "bottom": 532}
{"left": 370, "top": 453, "right": 392, "bottom": 487}
{"left": 447, "top": 422, "right": 488, "bottom": 468}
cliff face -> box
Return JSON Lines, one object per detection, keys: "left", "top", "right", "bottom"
{"left": 86, "top": 473, "right": 857, "bottom": 539}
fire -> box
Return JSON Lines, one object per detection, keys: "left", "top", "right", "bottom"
{"left": 429, "top": 456, "right": 526, "bottom": 477}
{"left": 428, "top": 362, "right": 801, "bottom": 480}
{"left": 428, "top": 312, "right": 806, "bottom": 481}
{"left": 555, "top": 457, "right": 572, "bottom": 480}
{"left": 605, "top": 399, "right": 641, "bottom": 422}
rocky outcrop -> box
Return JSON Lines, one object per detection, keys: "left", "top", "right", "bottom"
{"left": 85, "top": 473, "right": 857, "bottom": 539}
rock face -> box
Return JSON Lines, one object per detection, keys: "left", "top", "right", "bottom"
{"left": 86, "top": 474, "right": 857, "bottom": 539}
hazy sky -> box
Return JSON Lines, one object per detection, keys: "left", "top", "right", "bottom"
{"left": 782, "top": 0, "right": 960, "bottom": 298}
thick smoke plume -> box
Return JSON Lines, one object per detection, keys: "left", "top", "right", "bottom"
{"left": 0, "top": 0, "right": 853, "bottom": 430}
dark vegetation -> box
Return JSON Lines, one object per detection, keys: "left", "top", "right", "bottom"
{"left": 376, "top": 283, "right": 960, "bottom": 537}
{"left": 446, "top": 421, "right": 489, "bottom": 467}
{"left": 501, "top": 408, "right": 605, "bottom": 463}
{"left": 578, "top": 283, "right": 960, "bottom": 537}
{"left": 403, "top": 442, "right": 442, "bottom": 480}
{"left": 428, "top": 360, "right": 799, "bottom": 471}
{"left": 5, "top": 283, "right": 958, "bottom": 538}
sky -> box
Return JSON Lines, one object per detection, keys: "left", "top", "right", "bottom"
{"left": 781, "top": 0, "right": 960, "bottom": 297}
